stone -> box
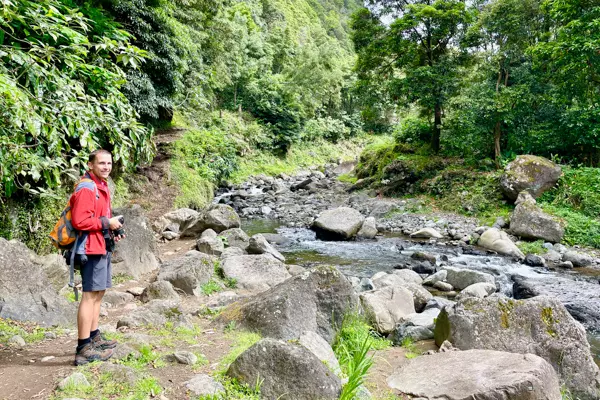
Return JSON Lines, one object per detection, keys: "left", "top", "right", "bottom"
{"left": 111, "top": 205, "right": 159, "bottom": 278}
{"left": 247, "top": 234, "right": 285, "bottom": 262}
{"left": 98, "top": 364, "right": 137, "bottom": 386}
{"left": 102, "top": 291, "right": 134, "bottom": 307}
{"left": 477, "top": 228, "right": 525, "bottom": 259}
{"left": 510, "top": 193, "right": 564, "bottom": 243}
{"left": 218, "top": 266, "right": 358, "bottom": 344}
{"left": 390, "top": 269, "right": 423, "bottom": 285}
{"left": 201, "top": 229, "right": 217, "bottom": 239}
{"left": 372, "top": 273, "right": 432, "bottom": 312}
{"left": 434, "top": 296, "right": 600, "bottom": 399}
{"left": 182, "top": 204, "right": 241, "bottom": 236}
{"left": 524, "top": 254, "right": 546, "bottom": 267}
{"left": 44, "top": 332, "right": 57, "bottom": 340}
{"left": 162, "top": 231, "right": 179, "bottom": 240}
{"left": 492, "top": 216, "right": 507, "bottom": 229}
{"left": 500, "top": 155, "right": 562, "bottom": 201}
{"left": 221, "top": 254, "right": 291, "bottom": 294}
{"left": 361, "top": 286, "right": 415, "bottom": 334}
{"left": 512, "top": 277, "right": 541, "bottom": 300}
{"left": 157, "top": 251, "right": 215, "bottom": 296}
{"left": 410, "top": 251, "right": 437, "bottom": 265}
{"left": 227, "top": 338, "right": 342, "bottom": 400}
{"left": 220, "top": 247, "right": 245, "bottom": 259}
{"left": 311, "top": 207, "right": 365, "bottom": 240}
{"left": 357, "top": 217, "right": 378, "bottom": 239}
{"left": 41, "top": 356, "right": 55, "bottom": 362}
{"left": 8, "top": 335, "right": 25, "bottom": 347}
{"left": 557, "top": 260, "right": 574, "bottom": 269}
{"left": 441, "top": 266, "right": 495, "bottom": 290}
{"left": 287, "top": 264, "right": 306, "bottom": 276}
{"left": 423, "top": 270, "right": 447, "bottom": 286}
{"left": 410, "top": 228, "right": 443, "bottom": 239}
{"left": 219, "top": 228, "right": 250, "bottom": 250}
{"left": 116, "top": 306, "right": 167, "bottom": 328}
{"left": 433, "top": 281, "right": 453, "bottom": 292}
{"left": 260, "top": 233, "right": 288, "bottom": 245}
{"left": 424, "top": 297, "right": 456, "bottom": 311}
{"left": 387, "top": 349, "right": 561, "bottom": 400}
{"left": 140, "top": 281, "right": 180, "bottom": 303}
{"left": 184, "top": 374, "right": 225, "bottom": 397}
{"left": 160, "top": 208, "right": 199, "bottom": 233}
{"left": 112, "top": 344, "right": 140, "bottom": 360}
{"left": 544, "top": 249, "right": 562, "bottom": 263}
{"left": 58, "top": 372, "right": 91, "bottom": 390}
{"left": 456, "top": 282, "right": 496, "bottom": 299}
{"left": 298, "top": 331, "right": 341, "bottom": 376}
{"left": 196, "top": 236, "right": 224, "bottom": 256}
{"left": 563, "top": 251, "right": 594, "bottom": 268}
{"left": 173, "top": 351, "right": 197, "bottom": 365}
{"left": 0, "top": 239, "right": 76, "bottom": 326}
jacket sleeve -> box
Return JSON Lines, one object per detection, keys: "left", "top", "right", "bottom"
{"left": 71, "top": 188, "right": 106, "bottom": 232}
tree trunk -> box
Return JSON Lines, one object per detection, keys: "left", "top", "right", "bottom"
{"left": 432, "top": 103, "right": 442, "bottom": 153}
{"left": 494, "top": 120, "right": 502, "bottom": 167}
{"left": 238, "top": 103, "right": 242, "bottom": 120}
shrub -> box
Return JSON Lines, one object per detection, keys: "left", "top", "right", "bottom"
{"left": 394, "top": 116, "right": 432, "bottom": 145}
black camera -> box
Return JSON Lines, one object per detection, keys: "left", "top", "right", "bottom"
{"left": 104, "top": 215, "right": 125, "bottom": 252}
{"left": 113, "top": 215, "right": 125, "bottom": 237}
{"left": 63, "top": 250, "right": 87, "bottom": 269}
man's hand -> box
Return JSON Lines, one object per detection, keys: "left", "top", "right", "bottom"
{"left": 108, "top": 216, "right": 123, "bottom": 230}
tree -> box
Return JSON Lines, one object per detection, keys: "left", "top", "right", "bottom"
{"left": 352, "top": 1, "right": 471, "bottom": 152}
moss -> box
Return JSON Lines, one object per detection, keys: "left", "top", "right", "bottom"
{"left": 497, "top": 299, "right": 518, "bottom": 329}
{"left": 541, "top": 307, "right": 558, "bottom": 337}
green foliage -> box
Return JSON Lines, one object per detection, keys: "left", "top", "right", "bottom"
{"left": 112, "top": 273, "right": 134, "bottom": 285}
{"left": 394, "top": 116, "right": 432, "bottom": 145}
{"left": 354, "top": 136, "right": 401, "bottom": 180}
{"left": 541, "top": 205, "right": 600, "bottom": 249}
{"left": 118, "top": 344, "right": 166, "bottom": 370}
{"left": 201, "top": 280, "right": 223, "bottom": 296}
{"left": 0, "top": 318, "right": 59, "bottom": 344}
{"left": 540, "top": 167, "right": 600, "bottom": 218}
{"left": 197, "top": 376, "right": 262, "bottom": 400}
{"left": 0, "top": 0, "right": 153, "bottom": 199}
{"left": 517, "top": 240, "right": 548, "bottom": 255}
{"left": 216, "top": 330, "right": 261, "bottom": 375}
{"left": 400, "top": 337, "right": 420, "bottom": 359}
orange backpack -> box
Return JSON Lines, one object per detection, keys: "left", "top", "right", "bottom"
{"left": 49, "top": 177, "right": 97, "bottom": 250}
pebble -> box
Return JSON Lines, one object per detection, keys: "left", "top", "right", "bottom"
{"left": 44, "top": 332, "right": 57, "bottom": 340}
{"left": 8, "top": 335, "right": 25, "bottom": 347}
{"left": 127, "top": 287, "right": 145, "bottom": 296}
{"left": 58, "top": 372, "right": 90, "bottom": 390}
{"left": 41, "top": 356, "right": 55, "bottom": 362}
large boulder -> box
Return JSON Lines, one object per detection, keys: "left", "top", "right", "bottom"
{"left": 227, "top": 338, "right": 341, "bottom": 400}
{"left": 509, "top": 193, "right": 564, "bottom": 243}
{"left": 394, "top": 308, "right": 440, "bottom": 343}
{"left": 218, "top": 266, "right": 358, "bottom": 344}
{"left": 357, "top": 217, "right": 378, "bottom": 239}
{"left": 0, "top": 239, "right": 75, "bottom": 326}
{"left": 181, "top": 204, "right": 241, "bottom": 237}
{"left": 157, "top": 251, "right": 215, "bottom": 296}
{"left": 387, "top": 349, "right": 561, "bottom": 400}
{"left": 221, "top": 255, "right": 291, "bottom": 294}
{"left": 434, "top": 296, "right": 600, "bottom": 399}
{"left": 456, "top": 282, "right": 496, "bottom": 300}
{"left": 372, "top": 273, "right": 432, "bottom": 312}
{"left": 441, "top": 266, "right": 495, "bottom": 291}
{"left": 563, "top": 251, "right": 594, "bottom": 268}
{"left": 112, "top": 205, "right": 159, "bottom": 278}
{"left": 311, "top": 207, "right": 364, "bottom": 240}
{"left": 477, "top": 228, "right": 525, "bottom": 259}
{"left": 155, "top": 208, "right": 199, "bottom": 233}
{"left": 196, "top": 235, "right": 224, "bottom": 256}
{"left": 219, "top": 228, "right": 250, "bottom": 251}
{"left": 500, "top": 155, "right": 562, "bottom": 201}
{"left": 360, "top": 286, "right": 415, "bottom": 334}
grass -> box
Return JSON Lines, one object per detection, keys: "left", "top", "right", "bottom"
{"left": 517, "top": 240, "right": 548, "bottom": 255}
{"left": 112, "top": 273, "right": 134, "bottom": 285}
{"left": 216, "top": 330, "right": 262, "bottom": 375}
{"left": 197, "top": 376, "right": 262, "bottom": 400}
{"left": 202, "top": 279, "right": 224, "bottom": 295}
{"left": 400, "top": 337, "right": 420, "bottom": 359}
{"left": 118, "top": 344, "right": 166, "bottom": 370}
{"left": 148, "top": 321, "right": 204, "bottom": 346}
{"left": 337, "top": 173, "right": 358, "bottom": 184}
{"left": 0, "top": 317, "right": 61, "bottom": 345}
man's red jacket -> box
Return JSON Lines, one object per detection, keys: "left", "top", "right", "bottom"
{"left": 70, "top": 171, "right": 112, "bottom": 255}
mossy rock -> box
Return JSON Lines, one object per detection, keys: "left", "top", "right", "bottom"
{"left": 500, "top": 155, "right": 562, "bottom": 201}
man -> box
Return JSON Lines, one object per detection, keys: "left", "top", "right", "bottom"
{"left": 71, "top": 149, "right": 124, "bottom": 365}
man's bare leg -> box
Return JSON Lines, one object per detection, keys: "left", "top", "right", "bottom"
{"left": 77, "top": 291, "right": 98, "bottom": 339}
{"left": 91, "top": 290, "right": 105, "bottom": 332}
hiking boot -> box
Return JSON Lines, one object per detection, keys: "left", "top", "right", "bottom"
{"left": 74, "top": 343, "right": 114, "bottom": 366}
{"left": 91, "top": 333, "right": 118, "bottom": 350}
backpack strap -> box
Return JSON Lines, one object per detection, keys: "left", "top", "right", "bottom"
{"left": 69, "top": 234, "right": 80, "bottom": 301}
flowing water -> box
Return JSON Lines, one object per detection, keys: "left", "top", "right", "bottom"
{"left": 241, "top": 218, "right": 600, "bottom": 365}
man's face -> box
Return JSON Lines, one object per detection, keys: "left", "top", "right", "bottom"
{"left": 88, "top": 153, "right": 112, "bottom": 180}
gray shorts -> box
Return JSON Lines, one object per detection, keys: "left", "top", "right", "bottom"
{"left": 81, "top": 253, "right": 112, "bottom": 292}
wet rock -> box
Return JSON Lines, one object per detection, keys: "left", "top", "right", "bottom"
{"left": 140, "top": 281, "right": 180, "bottom": 303}
{"left": 524, "top": 254, "right": 546, "bottom": 267}
{"left": 456, "top": 282, "right": 496, "bottom": 300}
{"left": 227, "top": 338, "right": 341, "bottom": 400}
{"left": 311, "top": 207, "right": 365, "bottom": 240}
{"left": 221, "top": 254, "right": 290, "bottom": 294}
{"left": 410, "top": 228, "right": 443, "bottom": 239}
{"left": 184, "top": 374, "right": 225, "bottom": 397}
{"left": 563, "top": 251, "right": 594, "bottom": 268}
{"left": 410, "top": 251, "right": 436, "bottom": 265}
{"left": 423, "top": 270, "right": 447, "bottom": 286}
{"left": 357, "top": 217, "right": 378, "bottom": 239}
{"left": 219, "top": 228, "right": 250, "bottom": 251}
{"left": 477, "top": 228, "right": 525, "bottom": 259}
{"left": 247, "top": 234, "right": 285, "bottom": 262}
{"left": 510, "top": 193, "right": 564, "bottom": 243}
{"left": 441, "top": 266, "right": 495, "bottom": 290}
{"left": 500, "top": 155, "right": 562, "bottom": 201}
{"left": 434, "top": 296, "right": 600, "bottom": 399}
{"left": 157, "top": 251, "right": 215, "bottom": 296}
{"left": 387, "top": 350, "right": 561, "bottom": 400}
{"left": 557, "top": 260, "right": 574, "bottom": 269}
{"left": 361, "top": 286, "right": 415, "bottom": 334}
{"left": 512, "top": 277, "right": 540, "bottom": 299}
{"left": 218, "top": 266, "right": 358, "bottom": 343}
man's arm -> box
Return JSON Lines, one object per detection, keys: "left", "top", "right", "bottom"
{"left": 71, "top": 188, "right": 108, "bottom": 232}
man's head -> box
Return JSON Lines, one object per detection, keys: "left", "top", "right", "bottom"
{"left": 87, "top": 149, "right": 112, "bottom": 180}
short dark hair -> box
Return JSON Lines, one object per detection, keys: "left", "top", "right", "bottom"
{"left": 88, "top": 149, "right": 112, "bottom": 163}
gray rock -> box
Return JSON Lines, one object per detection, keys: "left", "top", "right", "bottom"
{"left": 395, "top": 325, "right": 434, "bottom": 342}
{"left": 410, "top": 228, "right": 443, "bottom": 239}
{"left": 441, "top": 266, "right": 495, "bottom": 290}
{"left": 456, "top": 282, "right": 496, "bottom": 300}
{"left": 357, "top": 217, "right": 378, "bottom": 239}
{"left": 260, "top": 233, "right": 289, "bottom": 245}
{"left": 219, "top": 228, "right": 250, "bottom": 250}
{"left": 227, "top": 338, "right": 342, "bottom": 400}
{"left": 200, "top": 229, "right": 217, "bottom": 239}
{"left": 160, "top": 208, "right": 199, "bottom": 233}
{"left": 512, "top": 277, "right": 540, "bottom": 300}
{"left": 387, "top": 349, "right": 561, "bottom": 400}
{"left": 98, "top": 364, "right": 137, "bottom": 386}
{"left": 58, "top": 372, "right": 91, "bottom": 390}
{"left": 500, "top": 155, "right": 562, "bottom": 201}
{"left": 111, "top": 205, "right": 159, "bottom": 278}
{"left": 372, "top": 273, "right": 432, "bottom": 312}
{"left": 424, "top": 297, "right": 456, "bottom": 311}
{"left": 44, "top": 332, "right": 57, "bottom": 340}
{"left": 247, "top": 234, "right": 285, "bottom": 262}
{"left": 140, "top": 281, "right": 180, "bottom": 303}
{"left": 184, "top": 374, "right": 225, "bottom": 397}
{"left": 434, "top": 296, "right": 600, "bottom": 399}
{"left": 563, "top": 251, "right": 594, "bottom": 268}
{"left": 423, "top": 270, "right": 447, "bottom": 286}
{"left": 524, "top": 254, "right": 546, "bottom": 267}
{"left": 311, "top": 207, "right": 365, "bottom": 240}
{"left": 116, "top": 307, "right": 167, "bottom": 328}
{"left": 162, "top": 231, "right": 179, "bottom": 240}
{"left": 433, "top": 281, "right": 454, "bottom": 292}
{"left": 390, "top": 269, "right": 423, "bottom": 285}
{"left": 174, "top": 351, "right": 197, "bottom": 365}
{"left": 410, "top": 251, "right": 437, "bottom": 265}
{"left": 112, "top": 344, "right": 140, "bottom": 360}
{"left": 102, "top": 291, "right": 134, "bottom": 307}
{"left": 510, "top": 193, "right": 564, "bottom": 243}
{"left": 553, "top": 243, "right": 567, "bottom": 253}
{"left": 361, "top": 286, "right": 415, "bottom": 334}
{"left": 220, "top": 247, "right": 245, "bottom": 259}
{"left": 477, "top": 228, "right": 525, "bottom": 259}
{"left": 182, "top": 204, "right": 241, "bottom": 236}
{"left": 544, "top": 249, "right": 563, "bottom": 263}
{"left": 196, "top": 236, "right": 224, "bottom": 256}
{"left": 221, "top": 254, "right": 290, "bottom": 294}
{"left": 8, "top": 335, "right": 25, "bottom": 347}
{"left": 492, "top": 216, "right": 507, "bottom": 229}
{"left": 360, "top": 277, "right": 374, "bottom": 291}
{"left": 0, "top": 239, "right": 76, "bottom": 327}
{"left": 286, "top": 264, "right": 306, "bottom": 276}
{"left": 218, "top": 266, "right": 358, "bottom": 344}
{"left": 157, "top": 251, "right": 215, "bottom": 296}
{"left": 298, "top": 331, "right": 341, "bottom": 376}
{"left": 557, "top": 260, "right": 574, "bottom": 269}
